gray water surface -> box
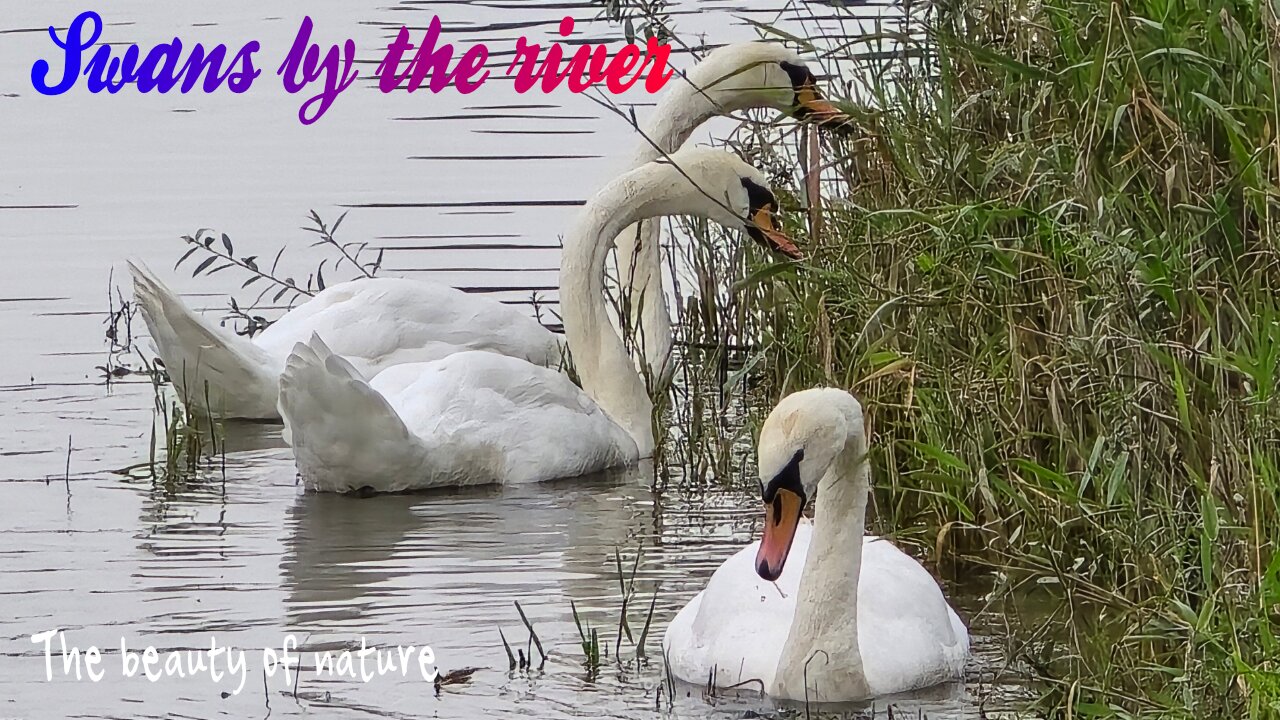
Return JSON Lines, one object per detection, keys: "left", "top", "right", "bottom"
{"left": 1, "top": 1, "right": 1023, "bottom": 717}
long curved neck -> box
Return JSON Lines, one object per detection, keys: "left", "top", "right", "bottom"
{"left": 774, "top": 433, "right": 872, "bottom": 701}
{"left": 562, "top": 164, "right": 709, "bottom": 457}
{"left": 632, "top": 69, "right": 727, "bottom": 164}
{"left": 614, "top": 70, "right": 729, "bottom": 379}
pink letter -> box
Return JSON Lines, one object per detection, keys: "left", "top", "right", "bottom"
{"left": 507, "top": 36, "right": 541, "bottom": 93}
{"left": 643, "top": 37, "right": 675, "bottom": 93}
{"left": 566, "top": 44, "right": 608, "bottom": 93}
{"left": 408, "top": 17, "right": 456, "bottom": 92}
{"left": 605, "top": 45, "right": 642, "bottom": 93}
{"left": 376, "top": 26, "right": 416, "bottom": 93}
{"left": 453, "top": 44, "right": 489, "bottom": 93}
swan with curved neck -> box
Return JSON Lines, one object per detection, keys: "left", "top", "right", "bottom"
{"left": 616, "top": 42, "right": 850, "bottom": 378}
{"left": 663, "top": 388, "right": 968, "bottom": 702}
{"left": 276, "top": 148, "right": 795, "bottom": 492}
{"left": 129, "top": 42, "right": 848, "bottom": 421}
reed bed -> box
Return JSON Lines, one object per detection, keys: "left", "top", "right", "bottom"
{"left": 666, "top": 0, "right": 1280, "bottom": 716}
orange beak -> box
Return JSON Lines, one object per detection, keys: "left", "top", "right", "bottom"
{"left": 796, "top": 86, "right": 856, "bottom": 132}
{"left": 752, "top": 207, "right": 803, "bottom": 260}
{"left": 755, "top": 487, "right": 805, "bottom": 581}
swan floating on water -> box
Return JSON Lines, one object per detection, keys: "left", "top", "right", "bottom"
{"left": 663, "top": 388, "right": 969, "bottom": 703}
{"left": 127, "top": 42, "right": 850, "bottom": 421}
{"left": 277, "top": 147, "right": 799, "bottom": 493}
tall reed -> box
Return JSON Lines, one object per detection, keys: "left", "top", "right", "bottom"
{"left": 715, "top": 0, "right": 1280, "bottom": 715}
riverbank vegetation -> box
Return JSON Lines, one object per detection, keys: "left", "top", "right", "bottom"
{"left": 695, "top": 0, "right": 1280, "bottom": 716}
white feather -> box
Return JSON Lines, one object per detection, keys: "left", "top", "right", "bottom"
{"left": 278, "top": 336, "right": 635, "bottom": 493}
{"left": 129, "top": 266, "right": 561, "bottom": 421}
{"left": 664, "top": 524, "right": 969, "bottom": 697}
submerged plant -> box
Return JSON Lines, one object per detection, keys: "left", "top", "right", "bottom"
{"left": 176, "top": 210, "right": 384, "bottom": 337}
{"left": 114, "top": 352, "right": 226, "bottom": 493}
{"left": 571, "top": 599, "right": 604, "bottom": 678}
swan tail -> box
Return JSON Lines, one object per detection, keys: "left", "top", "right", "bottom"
{"left": 129, "top": 260, "right": 281, "bottom": 420}
{"left": 278, "top": 335, "right": 429, "bottom": 492}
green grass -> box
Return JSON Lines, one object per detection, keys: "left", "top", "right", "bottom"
{"left": 683, "top": 0, "right": 1280, "bottom": 716}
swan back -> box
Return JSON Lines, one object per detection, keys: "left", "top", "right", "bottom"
{"left": 664, "top": 526, "right": 969, "bottom": 699}
{"left": 255, "top": 277, "right": 561, "bottom": 375}
{"left": 665, "top": 525, "right": 962, "bottom": 696}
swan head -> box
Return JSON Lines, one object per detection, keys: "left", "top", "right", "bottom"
{"left": 687, "top": 42, "right": 854, "bottom": 131}
{"left": 754, "top": 388, "right": 866, "bottom": 580}
{"left": 657, "top": 147, "right": 802, "bottom": 259}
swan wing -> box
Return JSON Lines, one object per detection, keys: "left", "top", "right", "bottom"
{"left": 278, "top": 336, "right": 432, "bottom": 493}
{"left": 128, "top": 260, "right": 281, "bottom": 419}
{"left": 369, "top": 351, "right": 639, "bottom": 486}
{"left": 856, "top": 538, "right": 969, "bottom": 695}
{"left": 255, "top": 278, "right": 561, "bottom": 374}
{"left": 664, "top": 527, "right": 969, "bottom": 698}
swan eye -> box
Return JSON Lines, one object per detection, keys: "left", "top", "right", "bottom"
{"left": 761, "top": 448, "right": 807, "bottom": 503}
{"left": 779, "top": 61, "right": 811, "bottom": 92}
{"left": 740, "top": 177, "right": 772, "bottom": 210}
{"left": 780, "top": 61, "right": 820, "bottom": 108}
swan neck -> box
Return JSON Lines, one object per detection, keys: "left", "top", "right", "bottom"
{"left": 776, "top": 433, "right": 871, "bottom": 699}
{"left": 613, "top": 77, "right": 716, "bottom": 380}
{"left": 631, "top": 75, "right": 720, "bottom": 165}
{"left": 616, "top": 61, "right": 747, "bottom": 378}
{"left": 561, "top": 166, "right": 702, "bottom": 457}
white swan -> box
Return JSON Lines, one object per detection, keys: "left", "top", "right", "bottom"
{"left": 128, "top": 42, "right": 848, "bottom": 421}
{"left": 128, "top": 270, "right": 558, "bottom": 420}
{"left": 276, "top": 148, "right": 798, "bottom": 492}
{"left": 663, "top": 388, "right": 968, "bottom": 703}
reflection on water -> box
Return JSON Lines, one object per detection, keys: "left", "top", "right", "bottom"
{"left": 0, "top": 419, "right": 1024, "bottom": 718}
{"left": 0, "top": 0, "right": 1027, "bottom": 718}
